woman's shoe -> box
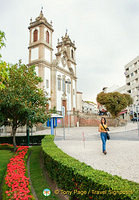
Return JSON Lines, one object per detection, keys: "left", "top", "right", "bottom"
{"left": 103, "top": 151, "right": 107, "bottom": 155}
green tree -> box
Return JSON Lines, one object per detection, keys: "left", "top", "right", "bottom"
{"left": 0, "top": 30, "right": 5, "bottom": 53}
{"left": 123, "top": 93, "right": 133, "bottom": 106}
{"left": 97, "top": 92, "right": 133, "bottom": 118}
{"left": 96, "top": 92, "right": 107, "bottom": 105}
{"left": 0, "top": 62, "right": 49, "bottom": 151}
{"left": 0, "top": 30, "right": 9, "bottom": 89}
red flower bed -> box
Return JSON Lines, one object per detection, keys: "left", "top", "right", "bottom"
{"left": 0, "top": 143, "right": 13, "bottom": 147}
{"left": 1, "top": 143, "right": 11, "bottom": 145}
{"left": 3, "top": 144, "right": 33, "bottom": 200}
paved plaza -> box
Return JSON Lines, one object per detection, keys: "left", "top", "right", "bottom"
{"left": 53, "top": 122, "right": 139, "bottom": 183}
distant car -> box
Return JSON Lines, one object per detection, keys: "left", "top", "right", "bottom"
{"left": 131, "top": 117, "right": 139, "bottom": 122}
{"left": 99, "top": 112, "right": 107, "bottom": 116}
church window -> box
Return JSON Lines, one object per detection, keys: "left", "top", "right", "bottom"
{"left": 58, "top": 76, "right": 61, "bottom": 91}
{"left": 67, "top": 83, "right": 70, "bottom": 94}
{"left": 46, "top": 31, "right": 49, "bottom": 44}
{"left": 66, "top": 80, "right": 71, "bottom": 94}
{"left": 71, "top": 49, "right": 74, "bottom": 59}
{"left": 33, "top": 29, "right": 38, "bottom": 42}
{"left": 62, "top": 77, "right": 66, "bottom": 92}
{"left": 46, "top": 79, "right": 49, "bottom": 88}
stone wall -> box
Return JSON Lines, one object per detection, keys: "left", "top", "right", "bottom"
{"left": 1, "top": 126, "right": 36, "bottom": 134}
{"left": 56, "top": 113, "right": 126, "bottom": 127}
{"left": 77, "top": 113, "right": 126, "bottom": 127}
{"left": 57, "top": 115, "right": 78, "bottom": 127}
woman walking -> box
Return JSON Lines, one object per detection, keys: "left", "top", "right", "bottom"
{"left": 98, "top": 117, "right": 108, "bottom": 155}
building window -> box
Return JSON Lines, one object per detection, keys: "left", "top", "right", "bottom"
{"left": 62, "top": 77, "right": 65, "bottom": 92}
{"left": 73, "top": 89, "right": 75, "bottom": 95}
{"left": 131, "top": 72, "right": 134, "bottom": 77}
{"left": 127, "top": 90, "right": 131, "bottom": 93}
{"left": 126, "top": 75, "right": 129, "bottom": 79}
{"left": 58, "top": 76, "right": 61, "bottom": 91}
{"left": 46, "top": 31, "right": 49, "bottom": 44}
{"left": 71, "top": 49, "right": 74, "bottom": 59}
{"left": 134, "top": 62, "right": 137, "bottom": 66}
{"left": 33, "top": 29, "right": 38, "bottom": 42}
{"left": 46, "top": 79, "right": 49, "bottom": 88}
{"left": 65, "top": 79, "right": 71, "bottom": 94}
{"left": 67, "top": 83, "right": 70, "bottom": 94}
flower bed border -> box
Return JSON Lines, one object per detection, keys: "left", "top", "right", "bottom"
{"left": 0, "top": 144, "right": 34, "bottom": 200}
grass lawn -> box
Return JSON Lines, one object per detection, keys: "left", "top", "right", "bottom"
{"left": 29, "top": 146, "right": 60, "bottom": 200}
{"left": 0, "top": 150, "right": 13, "bottom": 185}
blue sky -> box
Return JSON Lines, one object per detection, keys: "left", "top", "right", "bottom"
{"left": 1, "top": 0, "right": 139, "bottom": 102}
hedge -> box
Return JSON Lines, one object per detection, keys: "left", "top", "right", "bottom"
{"left": 41, "top": 135, "right": 139, "bottom": 200}
{"left": 0, "top": 135, "right": 45, "bottom": 146}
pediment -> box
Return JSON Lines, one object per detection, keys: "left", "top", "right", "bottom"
{"left": 55, "top": 47, "right": 74, "bottom": 75}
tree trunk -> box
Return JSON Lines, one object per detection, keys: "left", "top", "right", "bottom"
{"left": 12, "top": 126, "right": 17, "bottom": 152}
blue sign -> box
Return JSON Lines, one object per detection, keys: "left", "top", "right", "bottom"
{"left": 47, "top": 118, "right": 57, "bottom": 128}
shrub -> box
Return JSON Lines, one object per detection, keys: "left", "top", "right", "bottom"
{"left": 0, "top": 135, "right": 45, "bottom": 146}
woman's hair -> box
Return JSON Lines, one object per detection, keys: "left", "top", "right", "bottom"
{"left": 101, "top": 117, "right": 106, "bottom": 125}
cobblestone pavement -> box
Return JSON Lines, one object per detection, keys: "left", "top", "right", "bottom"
{"left": 53, "top": 123, "right": 139, "bottom": 183}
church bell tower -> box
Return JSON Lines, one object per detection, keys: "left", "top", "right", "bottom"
{"left": 28, "top": 10, "right": 54, "bottom": 92}
{"left": 55, "top": 32, "right": 77, "bottom": 112}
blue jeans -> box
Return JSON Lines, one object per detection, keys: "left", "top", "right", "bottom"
{"left": 100, "top": 132, "right": 107, "bottom": 152}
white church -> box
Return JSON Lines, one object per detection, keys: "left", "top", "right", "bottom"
{"left": 28, "top": 10, "right": 78, "bottom": 114}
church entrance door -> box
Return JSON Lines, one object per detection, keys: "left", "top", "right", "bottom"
{"left": 62, "top": 100, "right": 67, "bottom": 115}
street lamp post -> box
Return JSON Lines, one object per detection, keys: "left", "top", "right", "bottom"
{"left": 62, "top": 106, "right": 65, "bottom": 140}
{"left": 26, "top": 122, "right": 30, "bottom": 146}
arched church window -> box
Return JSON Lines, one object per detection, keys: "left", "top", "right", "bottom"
{"left": 33, "top": 29, "right": 38, "bottom": 42}
{"left": 46, "top": 31, "right": 49, "bottom": 44}
{"left": 71, "top": 49, "right": 74, "bottom": 59}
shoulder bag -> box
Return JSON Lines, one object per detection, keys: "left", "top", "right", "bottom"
{"left": 101, "top": 124, "right": 110, "bottom": 140}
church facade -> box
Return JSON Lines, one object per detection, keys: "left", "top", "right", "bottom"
{"left": 28, "top": 11, "right": 77, "bottom": 114}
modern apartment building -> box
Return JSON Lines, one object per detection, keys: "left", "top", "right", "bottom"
{"left": 124, "top": 56, "right": 139, "bottom": 105}
{"left": 103, "top": 85, "right": 127, "bottom": 94}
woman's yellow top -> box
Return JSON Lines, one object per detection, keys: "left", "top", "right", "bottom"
{"left": 99, "top": 124, "right": 107, "bottom": 132}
